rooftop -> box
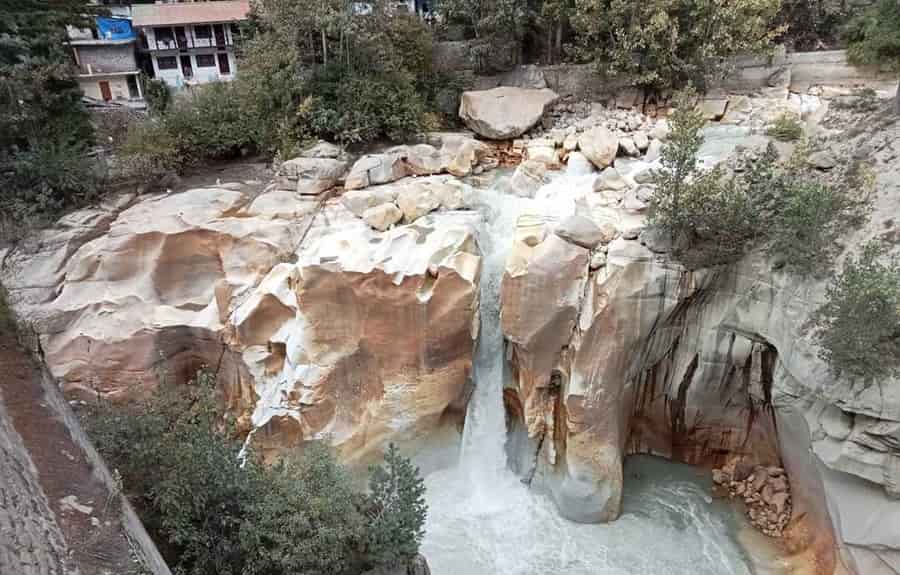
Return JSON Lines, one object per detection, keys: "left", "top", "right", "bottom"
{"left": 132, "top": 1, "right": 250, "bottom": 27}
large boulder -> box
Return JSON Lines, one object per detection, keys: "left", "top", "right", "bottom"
{"left": 459, "top": 87, "right": 559, "bottom": 140}
{"left": 277, "top": 157, "right": 347, "bottom": 195}
{"left": 578, "top": 126, "right": 618, "bottom": 169}
{"left": 344, "top": 139, "right": 490, "bottom": 190}
{"left": 1, "top": 184, "right": 482, "bottom": 463}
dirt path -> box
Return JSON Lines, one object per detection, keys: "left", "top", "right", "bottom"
{"left": 0, "top": 334, "right": 140, "bottom": 575}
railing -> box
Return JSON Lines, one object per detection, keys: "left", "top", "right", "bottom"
{"left": 149, "top": 33, "right": 233, "bottom": 51}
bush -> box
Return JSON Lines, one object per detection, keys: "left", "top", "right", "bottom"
{"left": 570, "top": 0, "right": 783, "bottom": 92}
{"left": 844, "top": 0, "right": 900, "bottom": 114}
{"left": 650, "top": 90, "right": 872, "bottom": 272}
{"left": 304, "top": 68, "right": 425, "bottom": 145}
{"left": 143, "top": 76, "right": 172, "bottom": 115}
{"left": 122, "top": 82, "right": 257, "bottom": 175}
{"left": 0, "top": 141, "right": 104, "bottom": 236}
{"left": 812, "top": 242, "right": 900, "bottom": 383}
{"left": 85, "top": 371, "right": 428, "bottom": 575}
{"left": 766, "top": 113, "right": 804, "bottom": 142}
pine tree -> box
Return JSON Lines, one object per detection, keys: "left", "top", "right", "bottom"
{"left": 364, "top": 443, "right": 428, "bottom": 569}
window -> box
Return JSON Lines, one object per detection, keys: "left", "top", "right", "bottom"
{"left": 194, "top": 25, "right": 212, "bottom": 39}
{"left": 157, "top": 56, "right": 177, "bottom": 70}
{"left": 196, "top": 54, "right": 216, "bottom": 67}
{"left": 154, "top": 26, "right": 175, "bottom": 49}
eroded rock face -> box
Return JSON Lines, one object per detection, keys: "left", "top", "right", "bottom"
{"left": 459, "top": 87, "right": 559, "bottom": 139}
{"left": 2, "top": 182, "right": 482, "bottom": 463}
{"left": 500, "top": 114, "right": 900, "bottom": 574}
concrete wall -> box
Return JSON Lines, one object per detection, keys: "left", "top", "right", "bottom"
{"left": 74, "top": 43, "right": 137, "bottom": 74}
{"left": 440, "top": 42, "right": 896, "bottom": 100}
{"left": 79, "top": 75, "right": 135, "bottom": 101}
{"left": 36, "top": 366, "right": 173, "bottom": 575}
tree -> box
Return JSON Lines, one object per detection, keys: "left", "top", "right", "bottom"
{"left": 844, "top": 0, "right": 900, "bottom": 114}
{"left": 86, "top": 372, "right": 430, "bottom": 575}
{"left": 570, "top": 0, "right": 783, "bottom": 93}
{"left": 363, "top": 443, "right": 428, "bottom": 568}
{"left": 0, "top": 0, "right": 101, "bottom": 233}
{"left": 812, "top": 242, "right": 900, "bottom": 383}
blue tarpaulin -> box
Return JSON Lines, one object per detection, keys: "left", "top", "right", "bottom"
{"left": 96, "top": 17, "right": 134, "bottom": 40}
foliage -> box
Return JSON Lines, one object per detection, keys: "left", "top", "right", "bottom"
{"left": 766, "top": 113, "right": 804, "bottom": 141}
{"left": 436, "top": 0, "right": 530, "bottom": 70}
{"left": 844, "top": 0, "right": 900, "bottom": 113}
{"left": 0, "top": 0, "right": 102, "bottom": 235}
{"left": 775, "top": 0, "right": 853, "bottom": 50}
{"left": 122, "top": 83, "right": 257, "bottom": 175}
{"left": 363, "top": 443, "right": 428, "bottom": 567}
{"left": 649, "top": 90, "right": 761, "bottom": 267}
{"left": 0, "top": 283, "right": 16, "bottom": 335}
{"left": 142, "top": 76, "right": 172, "bottom": 115}
{"left": 86, "top": 371, "right": 427, "bottom": 575}
{"left": 812, "top": 242, "right": 900, "bottom": 383}
{"left": 831, "top": 87, "right": 881, "bottom": 114}
{"left": 650, "top": 89, "right": 872, "bottom": 272}
{"left": 570, "top": 0, "right": 783, "bottom": 92}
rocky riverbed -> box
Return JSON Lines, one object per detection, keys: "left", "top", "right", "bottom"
{"left": 3, "top": 82, "right": 899, "bottom": 574}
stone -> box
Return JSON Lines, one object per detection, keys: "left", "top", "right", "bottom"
{"left": 619, "top": 137, "right": 639, "bottom": 157}
{"left": 554, "top": 215, "right": 605, "bottom": 249}
{"left": 638, "top": 226, "right": 673, "bottom": 254}
{"left": 509, "top": 160, "right": 548, "bottom": 198}
{"left": 395, "top": 178, "right": 448, "bottom": 222}
{"left": 623, "top": 189, "right": 647, "bottom": 213}
{"left": 1, "top": 184, "right": 482, "bottom": 464}
{"left": 596, "top": 222, "right": 619, "bottom": 245}
{"left": 589, "top": 250, "right": 607, "bottom": 270}
{"left": 526, "top": 140, "right": 561, "bottom": 169}
{"left": 650, "top": 120, "right": 670, "bottom": 142}
{"left": 578, "top": 126, "right": 619, "bottom": 170}
{"left": 362, "top": 203, "right": 402, "bottom": 231}
{"left": 515, "top": 213, "right": 548, "bottom": 247}
{"left": 300, "top": 140, "right": 344, "bottom": 159}
{"left": 594, "top": 167, "right": 628, "bottom": 191}
{"left": 808, "top": 150, "right": 837, "bottom": 170}
{"left": 563, "top": 134, "right": 579, "bottom": 152}
{"left": 771, "top": 492, "right": 789, "bottom": 515}
{"left": 277, "top": 157, "right": 347, "bottom": 195}
{"left": 446, "top": 138, "right": 489, "bottom": 178}
{"left": 459, "top": 87, "right": 559, "bottom": 140}
{"left": 644, "top": 139, "right": 663, "bottom": 163}
{"left": 633, "top": 167, "right": 656, "bottom": 185}
{"left": 698, "top": 98, "right": 729, "bottom": 121}
{"left": 341, "top": 187, "right": 398, "bottom": 218}
{"left": 633, "top": 131, "right": 650, "bottom": 152}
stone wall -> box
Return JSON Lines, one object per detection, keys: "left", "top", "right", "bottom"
{"left": 438, "top": 43, "right": 897, "bottom": 101}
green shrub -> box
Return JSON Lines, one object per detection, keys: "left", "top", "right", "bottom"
{"left": 570, "top": 0, "right": 783, "bottom": 92}
{"left": 85, "top": 370, "right": 428, "bottom": 575}
{"left": 304, "top": 68, "right": 425, "bottom": 145}
{"left": 650, "top": 90, "right": 872, "bottom": 272}
{"left": 142, "top": 76, "right": 171, "bottom": 115}
{"left": 844, "top": 0, "right": 900, "bottom": 114}
{"left": 0, "top": 141, "right": 104, "bottom": 235}
{"left": 766, "top": 113, "right": 804, "bottom": 142}
{"left": 122, "top": 82, "right": 257, "bottom": 175}
{"left": 812, "top": 242, "right": 900, "bottom": 383}
{"left": 831, "top": 87, "right": 881, "bottom": 114}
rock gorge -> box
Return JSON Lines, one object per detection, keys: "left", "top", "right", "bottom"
{"left": 3, "top": 86, "right": 900, "bottom": 575}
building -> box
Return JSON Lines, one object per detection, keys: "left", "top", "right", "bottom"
{"left": 67, "top": 16, "right": 144, "bottom": 103}
{"left": 132, "top": 1, "right": 250, "bottom": 89}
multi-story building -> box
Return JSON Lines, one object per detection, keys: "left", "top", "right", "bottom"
{"left": 132, "top": 1, "right": 250, "bottom": 89}
{"left": 67, "top": 15, "right": 144, "bottom": 103}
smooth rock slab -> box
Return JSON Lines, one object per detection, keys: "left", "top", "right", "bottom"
{"left": 459, "top": 87, "right": 559, "bottom": 139}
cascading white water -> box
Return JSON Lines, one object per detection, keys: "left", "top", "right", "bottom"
{"left": 420, "top": 173, "right": 777, "bottom": 575}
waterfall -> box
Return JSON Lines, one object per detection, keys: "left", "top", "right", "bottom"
{"left": 420, "top": 173, "right": 770, "bottom": 575}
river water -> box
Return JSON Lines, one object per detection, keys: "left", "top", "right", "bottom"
{"left": 419, "top": 175, "right": 769, "bottom": 575}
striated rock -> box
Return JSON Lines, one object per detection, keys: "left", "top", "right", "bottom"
{"left": 459, "top": 87, "right": 559, "bottom": 140}
{"left": 362, "top": 203, "right": 402, "bottom": 231}
{"left": 1, "top": 185, "right": 482, "bottom": 464}
{"left": 277, "top": 157, "right": 347, "bottom": 195}
{"left": 578, "top": 127, "right": 618, "bottom": 169}
{"left": 509, "top": 160, "right": 548, "bottom": 198}
{"left": 619, "top": 137, "right": 639, "bottom": 157}
{"left": 594, "top": 167, "right": 628, "bottom": 192}
{"left": 554, "top": 215, "right": 605, "bottom": 249}
{"left": 341, "top": 187, "right": 398, "bottom": 218}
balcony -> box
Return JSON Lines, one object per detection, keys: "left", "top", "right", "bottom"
{"left": 145, "top": 31, "right": 234, "bottom": 52}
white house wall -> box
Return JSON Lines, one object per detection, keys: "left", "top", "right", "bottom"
{"left": 142, "top": 23, "right": 240, "bottom": 89}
